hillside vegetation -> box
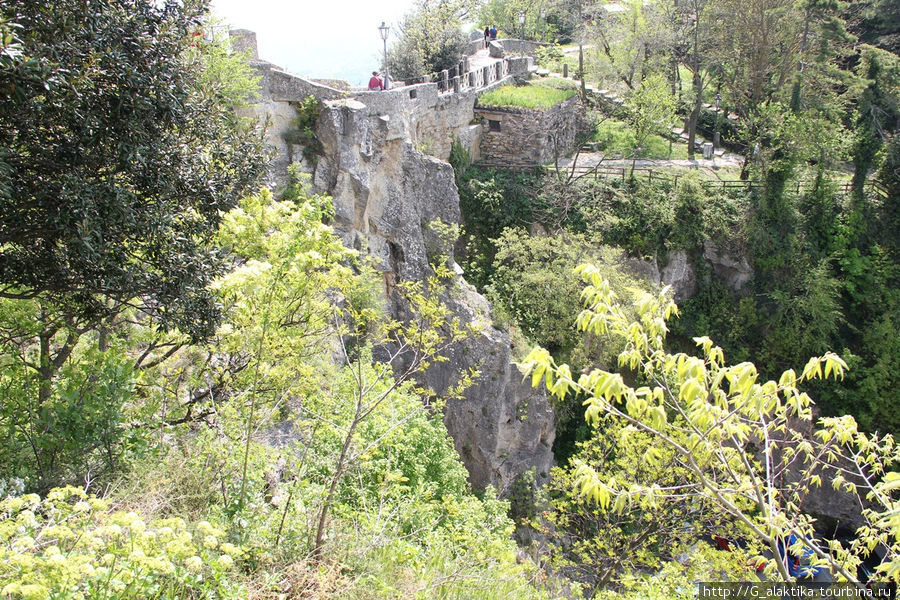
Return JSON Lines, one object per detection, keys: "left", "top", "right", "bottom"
{"left": 1, "top": 0, "right": 900, "bottom": 598}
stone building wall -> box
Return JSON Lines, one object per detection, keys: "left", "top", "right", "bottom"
{"left": 465, "top": 38, "right": 549, "bottom": 56}
{"left": 476, "top": 95, "right": 586, "bottom": 167}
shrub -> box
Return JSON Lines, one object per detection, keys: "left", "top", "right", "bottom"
{"left": 0, "top": 487, "right": 244, "bottom": 599}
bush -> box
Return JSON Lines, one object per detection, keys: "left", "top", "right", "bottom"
{"left": 0, "top": 487, "right": 244, "bottom": 600}
{"left": 0, "top": 332, "right": 143, "bottom": 493}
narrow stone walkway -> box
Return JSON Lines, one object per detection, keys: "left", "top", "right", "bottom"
{"left": 467, "top": 46, "right": 499, "bottom": 71}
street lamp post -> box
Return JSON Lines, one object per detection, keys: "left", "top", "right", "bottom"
{"left": 378, "top": 22, "right": 390, "bottom": 90}
{"left": 519, "top": 11, "right": 526, "bottom": 56}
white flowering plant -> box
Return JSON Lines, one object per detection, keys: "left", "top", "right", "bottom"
{"left": 0, "top": 487, "right": 245, "bottom": 600}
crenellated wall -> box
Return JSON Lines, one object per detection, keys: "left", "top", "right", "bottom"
{"left": 231, "top": 29, "right": 533, "bottom": 187}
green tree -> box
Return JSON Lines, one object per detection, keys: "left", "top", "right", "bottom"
{"left": 522, "top": 266, "right": 900, "bottom": 583}
{"left": 0, "top": 0, "right": 266, "bottom": 340}
{"left": 478, "top": 0, "right": 555, "bottom": 41}
{"left": 624, "top": 74, "right": 676, "bottom": 174}
{"left": 542, "top": 415, "right": 752, "bottom": 595}
{"left": 387, "top": 0, "right": 474, "bottom": 79}
{"left": 0, "top": 0, "right": 265, "bottom": 491}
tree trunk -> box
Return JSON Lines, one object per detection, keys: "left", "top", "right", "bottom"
{"left": 686, "top": 13, "right": 702, "bottom": 159}
{"left": 312, "top": 407, "right": 360, "bottom": 560}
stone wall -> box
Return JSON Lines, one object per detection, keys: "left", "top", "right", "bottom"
{"left": 465, "top": 38, "right": 549, "bottom": 57}
{"left": 476, "top": 95, "right": 586, "bottom": 167}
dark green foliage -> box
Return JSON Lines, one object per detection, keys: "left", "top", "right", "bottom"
{"left": 574, "top": 174, "right": 739, "bottom": 259}
{"left": 850, "top": 47, "right": 900, "bottom": 201}
{"left": 847, "top": 0, "right": 900, "bottom": 54}
{"left": 876, "top": 135, "right": 900, "bottom": 258}
{"left": 282, "top": 96, "right": 322, "bottom": 165}
{"left": 0, "top": 0, "right": 266, "bottom": 341}
{"left": 798, "top": 173, "right": 843, "bottom": 258}
{"left": 457, "top": 166, "right": 542, "bottom": 289}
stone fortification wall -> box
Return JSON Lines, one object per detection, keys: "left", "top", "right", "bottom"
{"left": 476, "top": 95, "right": 586, "bottom": 167}
{"left": 465, "top": 38, "right": 548, "bottom": 56}
{"left": 344, "top": 56, "right": 531, "bottom": 162}
{"left": 231, "top": 29, "right": 533, "bottom": 174}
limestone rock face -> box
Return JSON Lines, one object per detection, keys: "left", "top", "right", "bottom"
{"left": 661, "top": 251, "right": 698, "bottom": 301}
{"left": 623, "top": 250, "right": 697, "bottom": 302}
{"left": 314, "top": 97, "right": 555, "bottom": 494}
{"left": 703, "top": 242, "right": 753, "bottom": 290}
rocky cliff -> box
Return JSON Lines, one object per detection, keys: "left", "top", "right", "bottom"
{"left": 311, "top": 98, "right": 555, "bottom": 493}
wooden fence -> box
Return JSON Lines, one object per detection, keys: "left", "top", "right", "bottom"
{"left": 544, "top": 165, "right": 884, "bottom": 196}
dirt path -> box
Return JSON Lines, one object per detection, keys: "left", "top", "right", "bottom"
{"left": 557, "top": 152, "right": 745, "bottom": 178}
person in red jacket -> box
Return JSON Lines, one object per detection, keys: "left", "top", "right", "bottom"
{"left": 368, "top": 71, "right": 383, "bottom": 91}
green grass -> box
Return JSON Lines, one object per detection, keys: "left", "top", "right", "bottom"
{"left": 592, "top": 119, "right": 688, "bottom": 159}
{"left": 477, "top": 84, "right": 577, "bottom": 109}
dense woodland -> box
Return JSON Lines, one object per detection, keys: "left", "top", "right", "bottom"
{"left": 1, "top": 0, "right": 899, "bottom": 598}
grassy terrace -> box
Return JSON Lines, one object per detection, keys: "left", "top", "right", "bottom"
{"left": 477, "top": 81, "right": 577, "bottom": 109}
{"left": 592, "top": 118, "right": 689, "bottom": 160}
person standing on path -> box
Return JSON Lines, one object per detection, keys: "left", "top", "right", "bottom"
{"left": 484, "top": 26, "right": 490, "bottom": 47}
{"left": 490, "top": 25, "right": 497, "bottom": 40}
{"left": 368, "top": 71, "right": 383, "bottom": 91}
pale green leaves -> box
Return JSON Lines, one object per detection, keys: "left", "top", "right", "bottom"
{"left": 520, "top": 264, "right": 900, "bottom": 584}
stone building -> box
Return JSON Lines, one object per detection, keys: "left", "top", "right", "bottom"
{"left": 476, "top": 93, "right": 588, "bottom": 167}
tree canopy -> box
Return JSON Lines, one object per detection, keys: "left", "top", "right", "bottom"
{"left": 0, "top": 0, "right": 266, "bottom": 340}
